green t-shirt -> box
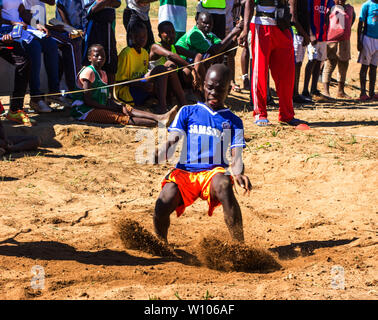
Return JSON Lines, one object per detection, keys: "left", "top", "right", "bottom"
{"left": 175, "top": 25, "right": 221, "bottom": 54}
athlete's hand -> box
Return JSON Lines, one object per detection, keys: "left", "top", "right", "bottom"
{"left": 234, "top": 174, "right": 252, "bottom": 196}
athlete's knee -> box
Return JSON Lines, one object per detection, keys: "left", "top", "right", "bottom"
{"left": 212, "top": 174, "right": 233, "bottom": 196}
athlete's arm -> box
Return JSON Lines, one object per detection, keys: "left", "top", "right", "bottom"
{"left": 231, "top": 147, "right": 252, "bottom": 195}
{"left": 154, "top": 131, "right": 181, "bottom": 164}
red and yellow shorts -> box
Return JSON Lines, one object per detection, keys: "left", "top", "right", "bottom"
{"left": 161, "top": 167, "right": 233, "bottom": 217}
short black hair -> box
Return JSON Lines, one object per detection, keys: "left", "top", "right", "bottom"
{"left": 196, "top": 11, "right": 212, "bottom": 22}
{"left": 87, "top": 44, "right": 104, "bottom": 58}
{"left": 158, "top": 20, "right": 174, "bottom": 34}
{"left": 128, "top": 21, "right": 147, "bottom": 36}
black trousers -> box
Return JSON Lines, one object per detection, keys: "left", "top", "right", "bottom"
{"left": 123, "top": 8, "right": 155, "bottom": 51}
{"left": 0, "top": 42, "right": 30, "bottom": 111}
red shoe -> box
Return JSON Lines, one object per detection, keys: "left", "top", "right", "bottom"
{"left": 0, "top": 101, "right": 4, "bottom": 115}
{"left": 359, "top": 94, "right": 371, "bottom": 101}
{"left": 371, "top": 94, "right": 378, "bottom": 101}
{"left": 6, "top": 110, "right": 36, "bottom": 127}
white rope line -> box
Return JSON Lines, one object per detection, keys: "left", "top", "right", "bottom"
{"left": 6, "top": 45, "right": 239, "bottom": 102}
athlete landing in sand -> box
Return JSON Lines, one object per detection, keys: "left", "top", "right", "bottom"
{"left": 153, "top": 64, "right": 252, "bottom": 244}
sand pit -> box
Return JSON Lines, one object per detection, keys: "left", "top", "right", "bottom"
{"left": 116, "top": 218, "right": 176, "bottom": 258}
{"left": 197, "top": 235, "right": 281, "bottom": 273}
{"left": 0, "top": 5, "right": 377, "bottom": 300}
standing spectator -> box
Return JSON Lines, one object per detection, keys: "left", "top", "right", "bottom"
{"left": 123, "top": 0, "right": 156, "bottom": 51}
{"left": 53, "top": 0, "right": 87, "bottom": 92}
{"left": 238, "top": 0, "right": 306, "bottom": 126}
{"left": 357, "top": 0, "right": 378, "bottom": 101}
{"left": 0, "top": 26, "right": 33, "bottom": 126}
{"left": 3, "top": 0, "right": 60, "bottom": 113}
{"left": 226, "top": 0, "right": 242, "bottom": 93}
{"left": 292, "top": 0, "right": 312, "bottom": 103}
{"left": 322, "top": 0, "right": 355, "bottom": 99}
{"left": 159, "top": 0, "right": 187, "bottom": 42}
{"left": 83, "top": 0, "right": 121, "bottom": 87}
{"left": 302, "top": 0, "right": 335, "bottom": 99}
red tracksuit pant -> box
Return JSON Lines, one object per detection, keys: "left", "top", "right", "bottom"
{"left": 250, "top": 23, "right": 295, "bottom": 122}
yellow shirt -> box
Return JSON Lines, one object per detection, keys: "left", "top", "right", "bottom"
{"left": 115, "top": 47, "right": 149, "bottom": 103}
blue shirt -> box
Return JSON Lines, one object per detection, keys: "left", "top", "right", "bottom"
{"left": 168, "top": 103, "right": 246, "bottom": 172}
{"left": 360, "top": 0, "right": 378, "bottom": 39}
{"left": 56, "top": 0, "right": 87, "bottom": 30}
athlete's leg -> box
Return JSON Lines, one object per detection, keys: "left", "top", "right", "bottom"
{"left": 154, "top": 182, "right": 184, "bottom": 242}
{"left": 210, "top": 173, "right": 244, "bottom": 242}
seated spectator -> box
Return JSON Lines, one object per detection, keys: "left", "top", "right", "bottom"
{"left": 51, "top": 0, "right": 87, "bottom": 93}
{"left": 158, "top": 0, "right": 187, "bottom": 42}
{"left": 176, "top": 12, "right": 242, "bottom": 63}
{"left": 83, "top": 0, "right": 121, "bottom": 87}
{"left": 71, "top": 44, "right": 179, "bottom": 127}
{"left": 196, "top": 0, "right": 227, "bottom": 40}
{"left": 149, "top": 21, "right": 202, "bottom": 94}
{"left": 0, "top": 22, "right": 33, "bottom": 126}
{"left": 124, "top": 0, "right": 156, "bottom": 52}
{"left": 0, "top": 116, "right": 40, "bottom": 157}
{"left": 116, "top": 22, "right": 187, "bottom": 114}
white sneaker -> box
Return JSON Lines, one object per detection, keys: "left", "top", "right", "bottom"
{"left": 30, "top": 99, "right": 53, "bottom": 113}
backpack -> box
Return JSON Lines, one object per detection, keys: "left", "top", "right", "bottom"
{"left": 327, "top": 5, "right": 349, "bottom": 41}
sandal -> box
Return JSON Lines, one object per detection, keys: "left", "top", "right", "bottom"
{"left": 231, "top": 83, "right": 241, "bottom": 93}
{"left": 255, "top": 118, "right": 271, "bottom": 127}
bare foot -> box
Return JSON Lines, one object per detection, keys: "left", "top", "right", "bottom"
{"left": 159, "top": 105, "right": 179, "bottom": 127}
{"left": 337, "top": 92, "right": 352, "bottom": 99}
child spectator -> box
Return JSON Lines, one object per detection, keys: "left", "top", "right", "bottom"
{"left": 53, "top": 0, "right": 87, "bottom": 92}
{"left": 322, "top": 0, "right": 355, "bottom": 99}
{"left": 153, "top": 64, "right": 252, "bottom": 243}
{"left": 0, "top": 22, "right": 33, "bottom": 126}
{"left": 71, "top": 44, "right": 178, "bottom": 127}
{"left": 158, "top": 0, "right": 187, "bottom": 42}
{"left": 124, "top": 0, "right": 156, "bottom": 51}
{"left": 0, "top": 117, "right": 40, "bottom": 157}
{"left": 302, "top": 0, "right": 335, "bottom": 99}
{"left": 83, "top": 0, "right": 121, "bottom": 87}
{"left": 357, "top": 0, "right": 378, "bottom": 101}
{"left": 176, "top": 12, "right": 242, "bottom": 63}
{"left": 149, "top": 21, "right": 202, "bottom": 95}
{"left": 116, "top": 22, "right": 186, "bottom": 114}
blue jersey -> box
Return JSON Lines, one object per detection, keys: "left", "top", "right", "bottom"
{"left": 360, "top": 0, "right": 378, "bottom": 39}
{"left": 168, "top": 103, "right": 246, "bottom": 172}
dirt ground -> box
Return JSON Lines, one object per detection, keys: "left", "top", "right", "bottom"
{"left": 0, "top": 8, "right": 377, "bottom": 300}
